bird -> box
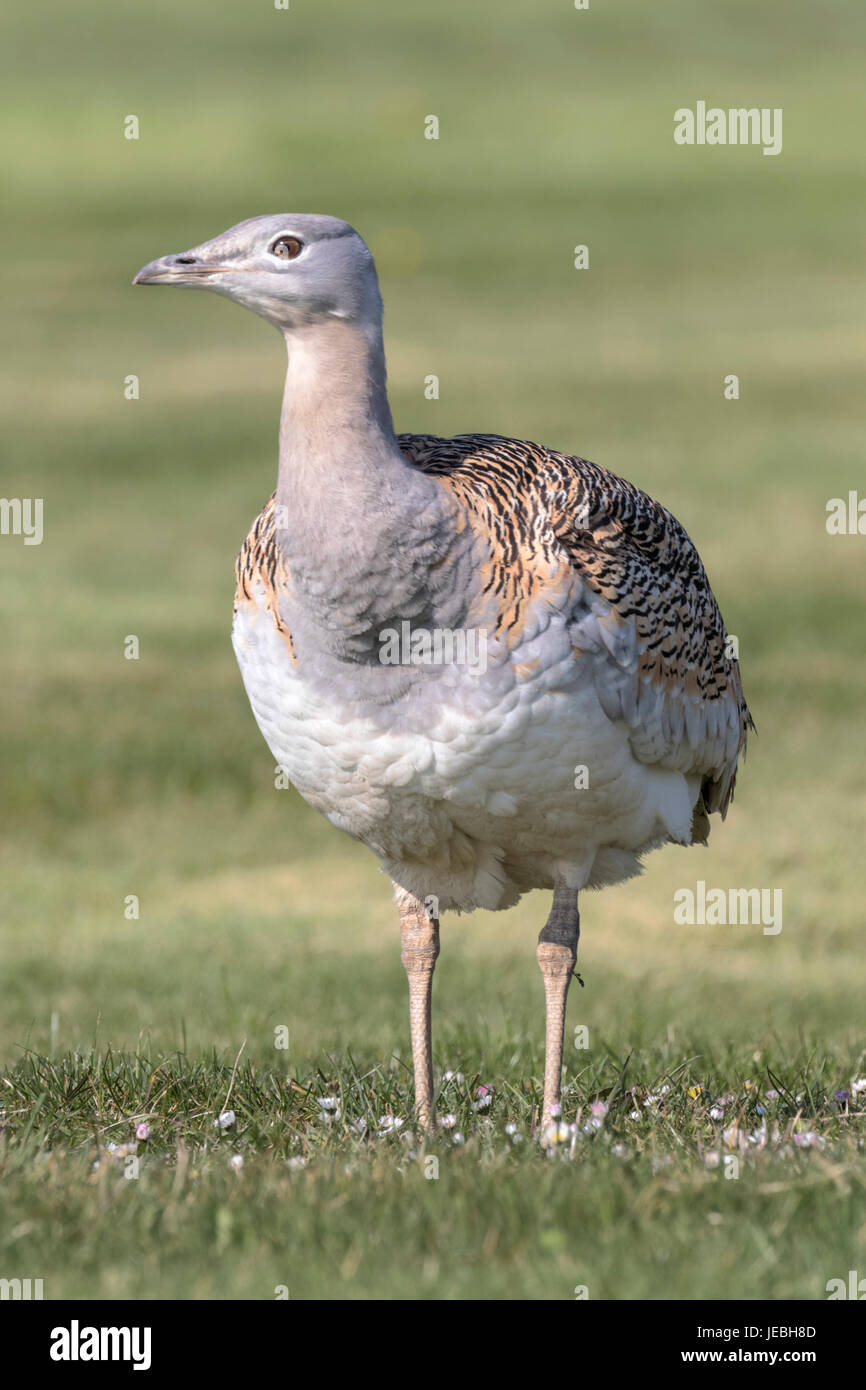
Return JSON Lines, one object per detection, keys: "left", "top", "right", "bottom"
{"left": 134, "top": 214, "right": 753, "bottom": 1131}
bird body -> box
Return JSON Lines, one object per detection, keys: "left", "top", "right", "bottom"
{"left": 233, "top": 433, "right": 749, "bottom": 914}
{"left": 135, "top": 213, "right": 753, "bottom": 1128}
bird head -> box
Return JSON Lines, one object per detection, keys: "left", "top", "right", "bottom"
{"left": 133, "top": 214, "right": 383, "bottom": 332}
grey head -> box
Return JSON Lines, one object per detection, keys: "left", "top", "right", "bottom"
{"left": 133, "top": 214, "right": 383, "bottom": 332}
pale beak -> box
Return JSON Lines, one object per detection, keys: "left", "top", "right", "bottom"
{"left": 133, "top": 253, "right": 232, "bottom": 286}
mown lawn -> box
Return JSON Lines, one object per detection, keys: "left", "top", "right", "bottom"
{"left": 1, "top": 0, "right": 864, "bottom": 1300}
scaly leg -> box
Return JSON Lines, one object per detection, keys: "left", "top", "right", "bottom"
{"left": 536, "top": 881, "right": 580, "bottom": 1126}
{"left": 396, "top": 886, "right": 440, "bottom": 1129}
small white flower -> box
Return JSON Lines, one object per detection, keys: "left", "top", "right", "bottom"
{"left": 440, "top": 1113, "right": 457, "bottom": 1129}
{"left": 452, "top": 1131, "right": 465, "bottom": 1145}
{"left": 286, "top": 1157, "right": 306, "bottom": 1171}
{"left": 377, "top": 1115, "right": 404, "bottom": 1135}
{"left": 851, "top": 1078, "right": 866, "bottom": 1095}
{"left": 214, "top": 1110, "right": 235, "bottom": 1130}
{"left": 105, "top": 1141, "right": 137, "bottom": 1159}
{"left": 709, "top": 1106, "right": 725, "bottom": 1120}
{"left": 541, "top": 1122, "right": 571, "bottom": 1149}
{"left": 629, "top": 1110, "right": 641, "bottom": 1121}
{"left": 317, "top": 1097, "right": 341, "bottom": 1121}
{"left": 230, "top": 1154, "right": 244, "bottom": 1170}
{"left": 792, "top": 1131, "right": 824, "bottom": 1150}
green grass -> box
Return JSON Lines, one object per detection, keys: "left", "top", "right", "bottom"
{"left": 3, "top": 1042, "right": 865, "bottom": 1300}
{"left": 1, "top": 0, "right": 865, "bottom": 1300}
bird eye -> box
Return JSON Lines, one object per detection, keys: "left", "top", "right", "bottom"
{"left": 270, "top": 236, "right": 302, "bottom": 261}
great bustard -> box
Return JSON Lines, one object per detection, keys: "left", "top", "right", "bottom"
{"left": 134, "top": 215, "right": 752, "bottom": 1129}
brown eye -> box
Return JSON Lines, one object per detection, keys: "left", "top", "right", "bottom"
{"left": 270, "top": 236, "right": 302, "bottom": 261}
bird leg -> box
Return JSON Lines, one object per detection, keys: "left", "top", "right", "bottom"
{"left": 537, "top": 882, "right": 580, "bottom": 1127}
{"left": 396, "top": 886, "right": 440, "bottom": 1129}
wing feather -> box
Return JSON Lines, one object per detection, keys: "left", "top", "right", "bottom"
{"left": 400, "top": 431, "right": 754, "bottom": 825}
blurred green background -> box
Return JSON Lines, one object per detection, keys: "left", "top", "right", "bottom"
{"left": 0, "top": 0, "right": 864, "bottom": 1300}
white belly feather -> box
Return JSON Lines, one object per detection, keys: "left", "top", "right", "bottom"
{"left": 232, "top": 581, "right": 699, "bottom": 912}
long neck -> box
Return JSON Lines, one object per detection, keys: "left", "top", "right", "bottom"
{"left": 277, "top": 316, "right": 397, "bottom": 498}
{"left": 273, "top": 317, "right": 468, "bottom": 650}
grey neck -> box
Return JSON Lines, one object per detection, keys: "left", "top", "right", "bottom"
{"left": 273, "top": 318, "right": 475, "bottom": 655}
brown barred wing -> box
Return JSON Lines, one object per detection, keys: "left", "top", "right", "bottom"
{"left": 399, "top": 431, "right": 753, "bottom": 825}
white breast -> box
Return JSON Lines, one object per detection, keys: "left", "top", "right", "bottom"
{"left": 232, "top": 583, "right": 699, "bottom": 912}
